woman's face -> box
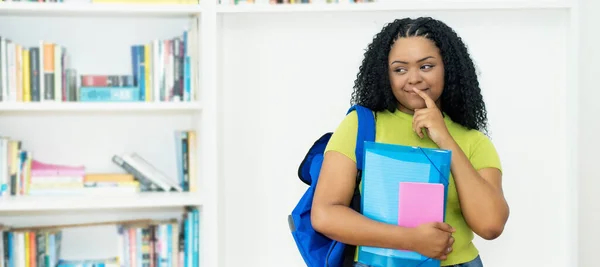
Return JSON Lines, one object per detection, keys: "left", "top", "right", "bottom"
{"left": 388, "top": 36, "right": 445, "bottom": 114}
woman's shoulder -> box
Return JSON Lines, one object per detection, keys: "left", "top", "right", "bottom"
{"left": 445, "top": 116, "right": 489, "bottom": 141}
{"left": 450, "top": 125, "right": 493, "bottom": 147}
{"left": 324, "top": 110, "right": 360, "bottom": 162}
{"left": 445, "top": 119, "right": 497, "bottom": 153}
{"left": 323, "top": 108, "right": 387, "bottom": 162}
{"left": 451, "top": 126, "right": 501, "bottom": 170}
{"left": 457, "top": 126, "right": 489, "bottom": 140}
{"left": 467, "top": 129, "right": 502, "bottom": 171}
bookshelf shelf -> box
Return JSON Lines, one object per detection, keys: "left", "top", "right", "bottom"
{"left": 0, "top": 102, "right": 202, "bottom": 112}
{"left": 0, "top": 2, "right": 203, "bottom": 17}
{"left": 0, "top": 192, "right": 202, "bottom": 212}
{"left": 216, "top": 0, "right": 571, "bottom": 13}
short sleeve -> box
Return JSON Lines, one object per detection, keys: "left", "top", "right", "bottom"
{"left": 469, "top": 132, "right": 502, "bottom": 172}
{"left": 324, "top": 111, "right": 359, "bottom": 163}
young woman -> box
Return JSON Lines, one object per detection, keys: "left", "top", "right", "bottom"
{"left": 310, "top": 17, "right": 510, "bottom": 267}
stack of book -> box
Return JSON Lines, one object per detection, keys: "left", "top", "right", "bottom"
{"left": 12, "top": 159, "right": 143, "bottom": 196}
{"left": 78, "top": 74, "right": 136, "bottom": 102}
{"left": 27, "top": 159, "right": 85, "bottom": 195}
{"left": 0, "top": 208, "right": 200, "bottom": 267}
{"left": 82, "top": 173, "right": 140, "bottom": 193}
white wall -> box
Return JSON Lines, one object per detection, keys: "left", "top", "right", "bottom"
{"left": 218, "top": 9, "right": 574, "bottom": 267}
{"left": 578, "top": 0, "right": 600, "bottom": 266}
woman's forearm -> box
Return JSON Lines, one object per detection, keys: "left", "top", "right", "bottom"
{"left": 311, "top": 204, "right": 416, "bottom": 251}
{"left": 438, "top": 137, "right": 509, "bottom": 240}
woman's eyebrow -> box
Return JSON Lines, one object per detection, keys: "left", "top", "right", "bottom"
{"left": 390, "top": 56, "right": 435, "bottom": 65}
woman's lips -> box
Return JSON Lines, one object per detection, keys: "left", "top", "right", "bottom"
{"left": 404, "top": 88, "right": 429, "bottom": 93}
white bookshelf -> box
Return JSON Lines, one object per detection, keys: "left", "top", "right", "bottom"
{"left": 0, "top": 102, "right": 203, "bottom": 112}
{"left": 0, "top": 1, "right": 219, "bottom": 267}
{"left": 0, "top": 192, "right": 202, "bottom": 212}
{"left": 0, "top": 0, "right": 580, "bottom": 267}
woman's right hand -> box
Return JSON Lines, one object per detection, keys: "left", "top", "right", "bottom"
{"left": 410, "top": 222, "right": 456, "bottom": 260}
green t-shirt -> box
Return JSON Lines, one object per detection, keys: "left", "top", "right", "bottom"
{"left": 324, "top": 109, "right": 502, "bottom": 266}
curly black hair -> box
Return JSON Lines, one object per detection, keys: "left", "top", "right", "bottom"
{"left": 350, "top": 17, "right": 488, "bottom": 133}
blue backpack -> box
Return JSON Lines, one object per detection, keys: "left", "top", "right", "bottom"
{"left": 288, "top": 105, "right": 376, "bottom": 267}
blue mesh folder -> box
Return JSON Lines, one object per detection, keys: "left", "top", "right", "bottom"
{"left": 357, "top": 141, "right": 452, "bottom": 267}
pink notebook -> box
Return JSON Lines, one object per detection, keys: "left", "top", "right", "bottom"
{"left": 398, "top": 182, "right": 445, "bottom": 228}
{"left": 30, "top": 160, "right": 85, "bottom": 177}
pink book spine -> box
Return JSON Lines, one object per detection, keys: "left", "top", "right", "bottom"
{"left": 30, "top": 170, "right": 84, "bottom": 177}
{"left": 30, "top": 160, "right": 85, "bottom": 176}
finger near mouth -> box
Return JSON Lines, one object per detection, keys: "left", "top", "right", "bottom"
{"left": 405, "top": 88, "right": 429, "bottom": 94}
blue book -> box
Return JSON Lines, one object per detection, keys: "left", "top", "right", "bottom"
{"left": 358, "top": 141, "right": 452, "bottom": 267}
{"left": 79, "top": 86, "right": 141, "bottom": 102}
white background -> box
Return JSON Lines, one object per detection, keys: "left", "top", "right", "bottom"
{"left": 578, "top": 0, "right": 599, "bottom": 266}
{"left": 218, "top": 6, "right": 576, "bottom": 267}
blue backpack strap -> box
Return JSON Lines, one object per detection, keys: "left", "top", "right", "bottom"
{"left": 346, "top": 105, "right": 376, "bottom": 171}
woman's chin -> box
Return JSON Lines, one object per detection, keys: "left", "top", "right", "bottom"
{"left": 398, "top": 104, "right": 425, "bottom": 114}
{"left": 402, "top": 102, "right": 427, "bottom": 111}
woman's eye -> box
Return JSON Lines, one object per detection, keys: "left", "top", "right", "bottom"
{"left": 421, "top": 64, "right": 434, "bottom": 70}
{"left": 395, "top": 68, "right": 407, "bottom": 73}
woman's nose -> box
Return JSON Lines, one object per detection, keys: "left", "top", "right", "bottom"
{"left": 407, "top": 70, "right": 423, "bottom": 84}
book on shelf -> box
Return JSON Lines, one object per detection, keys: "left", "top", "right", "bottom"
{"left": 174, "top": 130, "right": 196, "bottom": 192}
{"left": 0, "top": 225, "right": 62, "bottom": 267}
{"left": 0, "top": 39, "right": 75, "bottom": 102}
{"left": 56, "top": 258, "right": 119, "bottom": 267}
{"left": 112, "top": 153, "right": 182, "bottom": 193}
{"left": 0, "top": 17, "right": 198, "bottom": 103}
{"left": 0, "top": 130, "right": 197, "bottom": 197}
{"left": 112, "top": 130, "right": 197, "bottom": 193}
{"left": 0, "top": 208, "right": 200, "bottom": 267}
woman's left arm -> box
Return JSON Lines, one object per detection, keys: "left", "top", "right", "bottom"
{"left": 411, "top": 88, "right": 509, "bottom": 240}
{"left": 436, "top": 138, "right": 509, "bottom": 240}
